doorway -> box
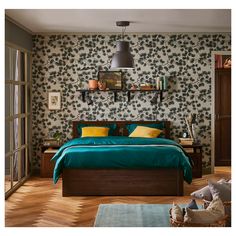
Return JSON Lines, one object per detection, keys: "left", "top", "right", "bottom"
{"left": 211, "top": 52, "right": 231, "bottom": 172}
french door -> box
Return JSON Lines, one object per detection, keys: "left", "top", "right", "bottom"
{"left": 5, "top": 43, "right": 32, "bottom": 198}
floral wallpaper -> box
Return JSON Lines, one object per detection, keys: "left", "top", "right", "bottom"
{"left": 32, "top": 33, "right": 231, "bottom": 172}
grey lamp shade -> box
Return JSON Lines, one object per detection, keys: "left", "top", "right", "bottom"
{"left": 111, "top": 41, "right": 134, "bottom": 69}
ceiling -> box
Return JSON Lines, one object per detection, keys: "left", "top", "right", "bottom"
{"left": 5, "top": 9, "right": 231, "bottom": 33}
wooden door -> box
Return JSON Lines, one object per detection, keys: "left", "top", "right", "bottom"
{"left": 215, "top": 68, "right": 231, "bottom": 166}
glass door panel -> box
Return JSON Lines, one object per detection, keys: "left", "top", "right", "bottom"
{"left": 5, "top": 120, "right": 11, "bottom": 154}
{"left": 13, "top": 85, "right": 19, "bottom": 115}
{"left": 21, "top": 118, "right": 25, "bottom": 145}
{"left": 21, "top": 149, "right": 26, "bottom": 178}
{"left": 12, "top": 49, "right": 20, "bottom": 81}
{"left": 13, "top": 118, "right": 19, "bottom": 150}
{"left": 20, "top": 52, "right": 25, "bottom": 81}
{"left": 5, "top": 155, "right": 12, "bottom": 192}
{"left": 5, "top": 83, "right": 12, "bottom": 117}
{"left": 12, "top": 151, "right": 20, "bottom": 185}
{"left": 27, "top": 86, "right": 31, "bottom": 113}
{"left": 27, "top": 53, "right": 31, "bottom": 82}
{"left": 21, "top": 85, "right": 26, "bottom": 114}
{"left": 5, "top": 46, "right": 11, "bottom": 81}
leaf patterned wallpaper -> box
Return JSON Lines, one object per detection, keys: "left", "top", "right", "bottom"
{"left": 32, "top": 33, "right": 231, "bottom": 172}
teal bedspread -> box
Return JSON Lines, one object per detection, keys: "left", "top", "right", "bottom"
{"left": 52, "top": 136, "right": 192, "bottom": 184}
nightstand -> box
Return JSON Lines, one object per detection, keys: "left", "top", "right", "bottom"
{"left": 181, "top": 144, "right": 203, "bottom": 178}
{"left": 41, "top": 146, "right": 59, "bottom": 178}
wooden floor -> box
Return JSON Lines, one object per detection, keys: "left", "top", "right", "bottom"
{"left": 5, "top": 167, "right": 231, "bottom": 227}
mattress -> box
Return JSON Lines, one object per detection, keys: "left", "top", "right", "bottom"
{"left": 52, "top": 136, "right": 192, "bottom": 184}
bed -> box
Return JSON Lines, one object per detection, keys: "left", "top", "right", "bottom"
{"left": 52, "top": 121, "right": 192, "bottom": 196}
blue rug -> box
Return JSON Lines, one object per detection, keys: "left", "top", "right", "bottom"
{"left": 94, "top": 204, "right": 184, "bottom": 227}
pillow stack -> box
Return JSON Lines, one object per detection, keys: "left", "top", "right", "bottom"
{"left": 184, "top": 197, "right": 225, "bottom": 224}
{"left": 171, "top": 198, "right": 225, "bottom": 225}
{"left": 190, "top": 178, "right": 231, "bottom": 202}
{"left": 190, "top": 178, "right": 231, "bottom": 226}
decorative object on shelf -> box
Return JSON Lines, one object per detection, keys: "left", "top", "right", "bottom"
{"left": 140, "top": 83, "right": 153, "bottom": 90}
{"left": 159, "top": 79, "right": 163, "bottom": 90}
{"left": 130, "top": 84, "right": 138, "bottom": 90}
{"left": 48, "top": 92, "right": 61, "bottom": 110}
{"left": 182, "top": 131, "right": 188, "bottom": 138}
{"left": 163, "top": 77, "right": 168, "bottom": 90}
{"left": 88, "top": 79, "right": 98, "bottom": 90}
{"left": 184, "top": 113, "right": 198, "bottom": 142}
{"left": 52, "top": 131, "right": 63, "bottom": 144}
{"left": 43, "top": 138, "right": 60, "bottom": 147}
{"left": 191, "top": 123, "right": 200, "bottom": 144}
{"left": 156, "top": 78, "right": 160, "bottom": 90}
{"left": 98, "top": 80, "right": 107, "bottom": 90}
{"left": 156, "top": 77, "right": 168, "bottom": 90}
{"left": 223, "top": 58, "right": 231, "bottom": 68}
{"left": 98, "top": 71, "right": 122, "bottom": 90}
{"left": 111, "top": 21, "right": 134, "bottom": 69}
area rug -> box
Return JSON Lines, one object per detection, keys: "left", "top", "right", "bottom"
{"left": 94, "top": 204, "right": 186, "bottom": 227}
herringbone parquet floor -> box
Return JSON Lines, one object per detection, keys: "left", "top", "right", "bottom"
{"left": 5, "top": 167, "right": 231, "bottom": 227}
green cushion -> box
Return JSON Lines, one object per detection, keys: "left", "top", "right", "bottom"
{"left": 77, "top": 123, "right": 117, "bottom": 137}
{"left": 126, "top": 123, "right": 165, "bottom": 135}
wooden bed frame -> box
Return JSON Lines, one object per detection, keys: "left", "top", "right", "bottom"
{"left": 62, "top": 120, "right": 184, "bottom": 196}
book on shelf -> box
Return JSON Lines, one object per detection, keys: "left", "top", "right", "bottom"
{"left": 183, "top": 148, "right": 194, "bottom": 153}
{"left": 179, "top": 138, "right": 194, "bottom": 145}
{"left": 44, "top": 148, "right": 58, "bottom": 154}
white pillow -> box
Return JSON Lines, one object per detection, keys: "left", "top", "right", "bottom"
{"left": 171, "top": 203, "right": 184, "bottom": 222}
{"left": 208, "top": 180, "right": 231, "bottom": 202}
{"left": 184, "top": 197, "right": 225, "bottom": 224}
{"left": 190, "top": 178, "right": 229, "bottom": 201}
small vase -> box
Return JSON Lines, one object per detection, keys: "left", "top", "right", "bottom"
{"left": 191, "top": 124, "right": 199, "bottom": 144}
{"left": 88, "top": 80, "right": 98, "bottom": 90}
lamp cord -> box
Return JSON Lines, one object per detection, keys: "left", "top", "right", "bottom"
{"left": 122, "top": 26, "right": 126, "bottom": 39}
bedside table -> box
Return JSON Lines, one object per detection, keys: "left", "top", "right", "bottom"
{"left": 41, "top": 147, "right": 59, "bottom": 178}
{"left": 181, "top": 144, "right": 203, "bottom": 178}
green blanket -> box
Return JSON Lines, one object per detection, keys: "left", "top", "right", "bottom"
{"left": 52, "top": 136, "right": 192, "bottom": 184}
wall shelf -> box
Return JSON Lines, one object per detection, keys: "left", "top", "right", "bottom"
{"left": 126, "top": 90, "right": 167, "bottom": 103}
{"left": 78, "top": 89, "right": 120, "bottom": 102}
{"left": 78, "top": 89, "right": 167, "bottom": 103}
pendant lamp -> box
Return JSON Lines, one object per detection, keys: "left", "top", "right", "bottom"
{"left": 111, "top": 21, "right": 134, "bottom": 69}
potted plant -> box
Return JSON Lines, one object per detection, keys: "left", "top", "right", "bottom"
{"left": 53, "top": 131, "right": 63, "bottom": 145}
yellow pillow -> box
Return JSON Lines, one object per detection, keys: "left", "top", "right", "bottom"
{"left": 129, "top": 126, "right": 162, "bottom": 138}
{"left": 81, "top": 127, "right": 109, "bottom": 137}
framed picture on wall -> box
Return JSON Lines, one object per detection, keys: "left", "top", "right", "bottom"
{"left": 48, "top": 92, "right": 61, "bottom": 110}
{"left": 98, "top": 71, "right": 122, "bottom": 90}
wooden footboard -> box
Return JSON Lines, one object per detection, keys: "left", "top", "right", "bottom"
{"left": 62, "top": 169, "right": 183, "bottom": 196}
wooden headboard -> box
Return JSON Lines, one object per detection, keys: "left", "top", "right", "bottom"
{"left": 72, "top": 120, "right": 170, "bottom": 139}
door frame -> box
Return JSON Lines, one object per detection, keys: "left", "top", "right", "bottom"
{"left": 211, "top": 51, "right": 231, "bottom": 173}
